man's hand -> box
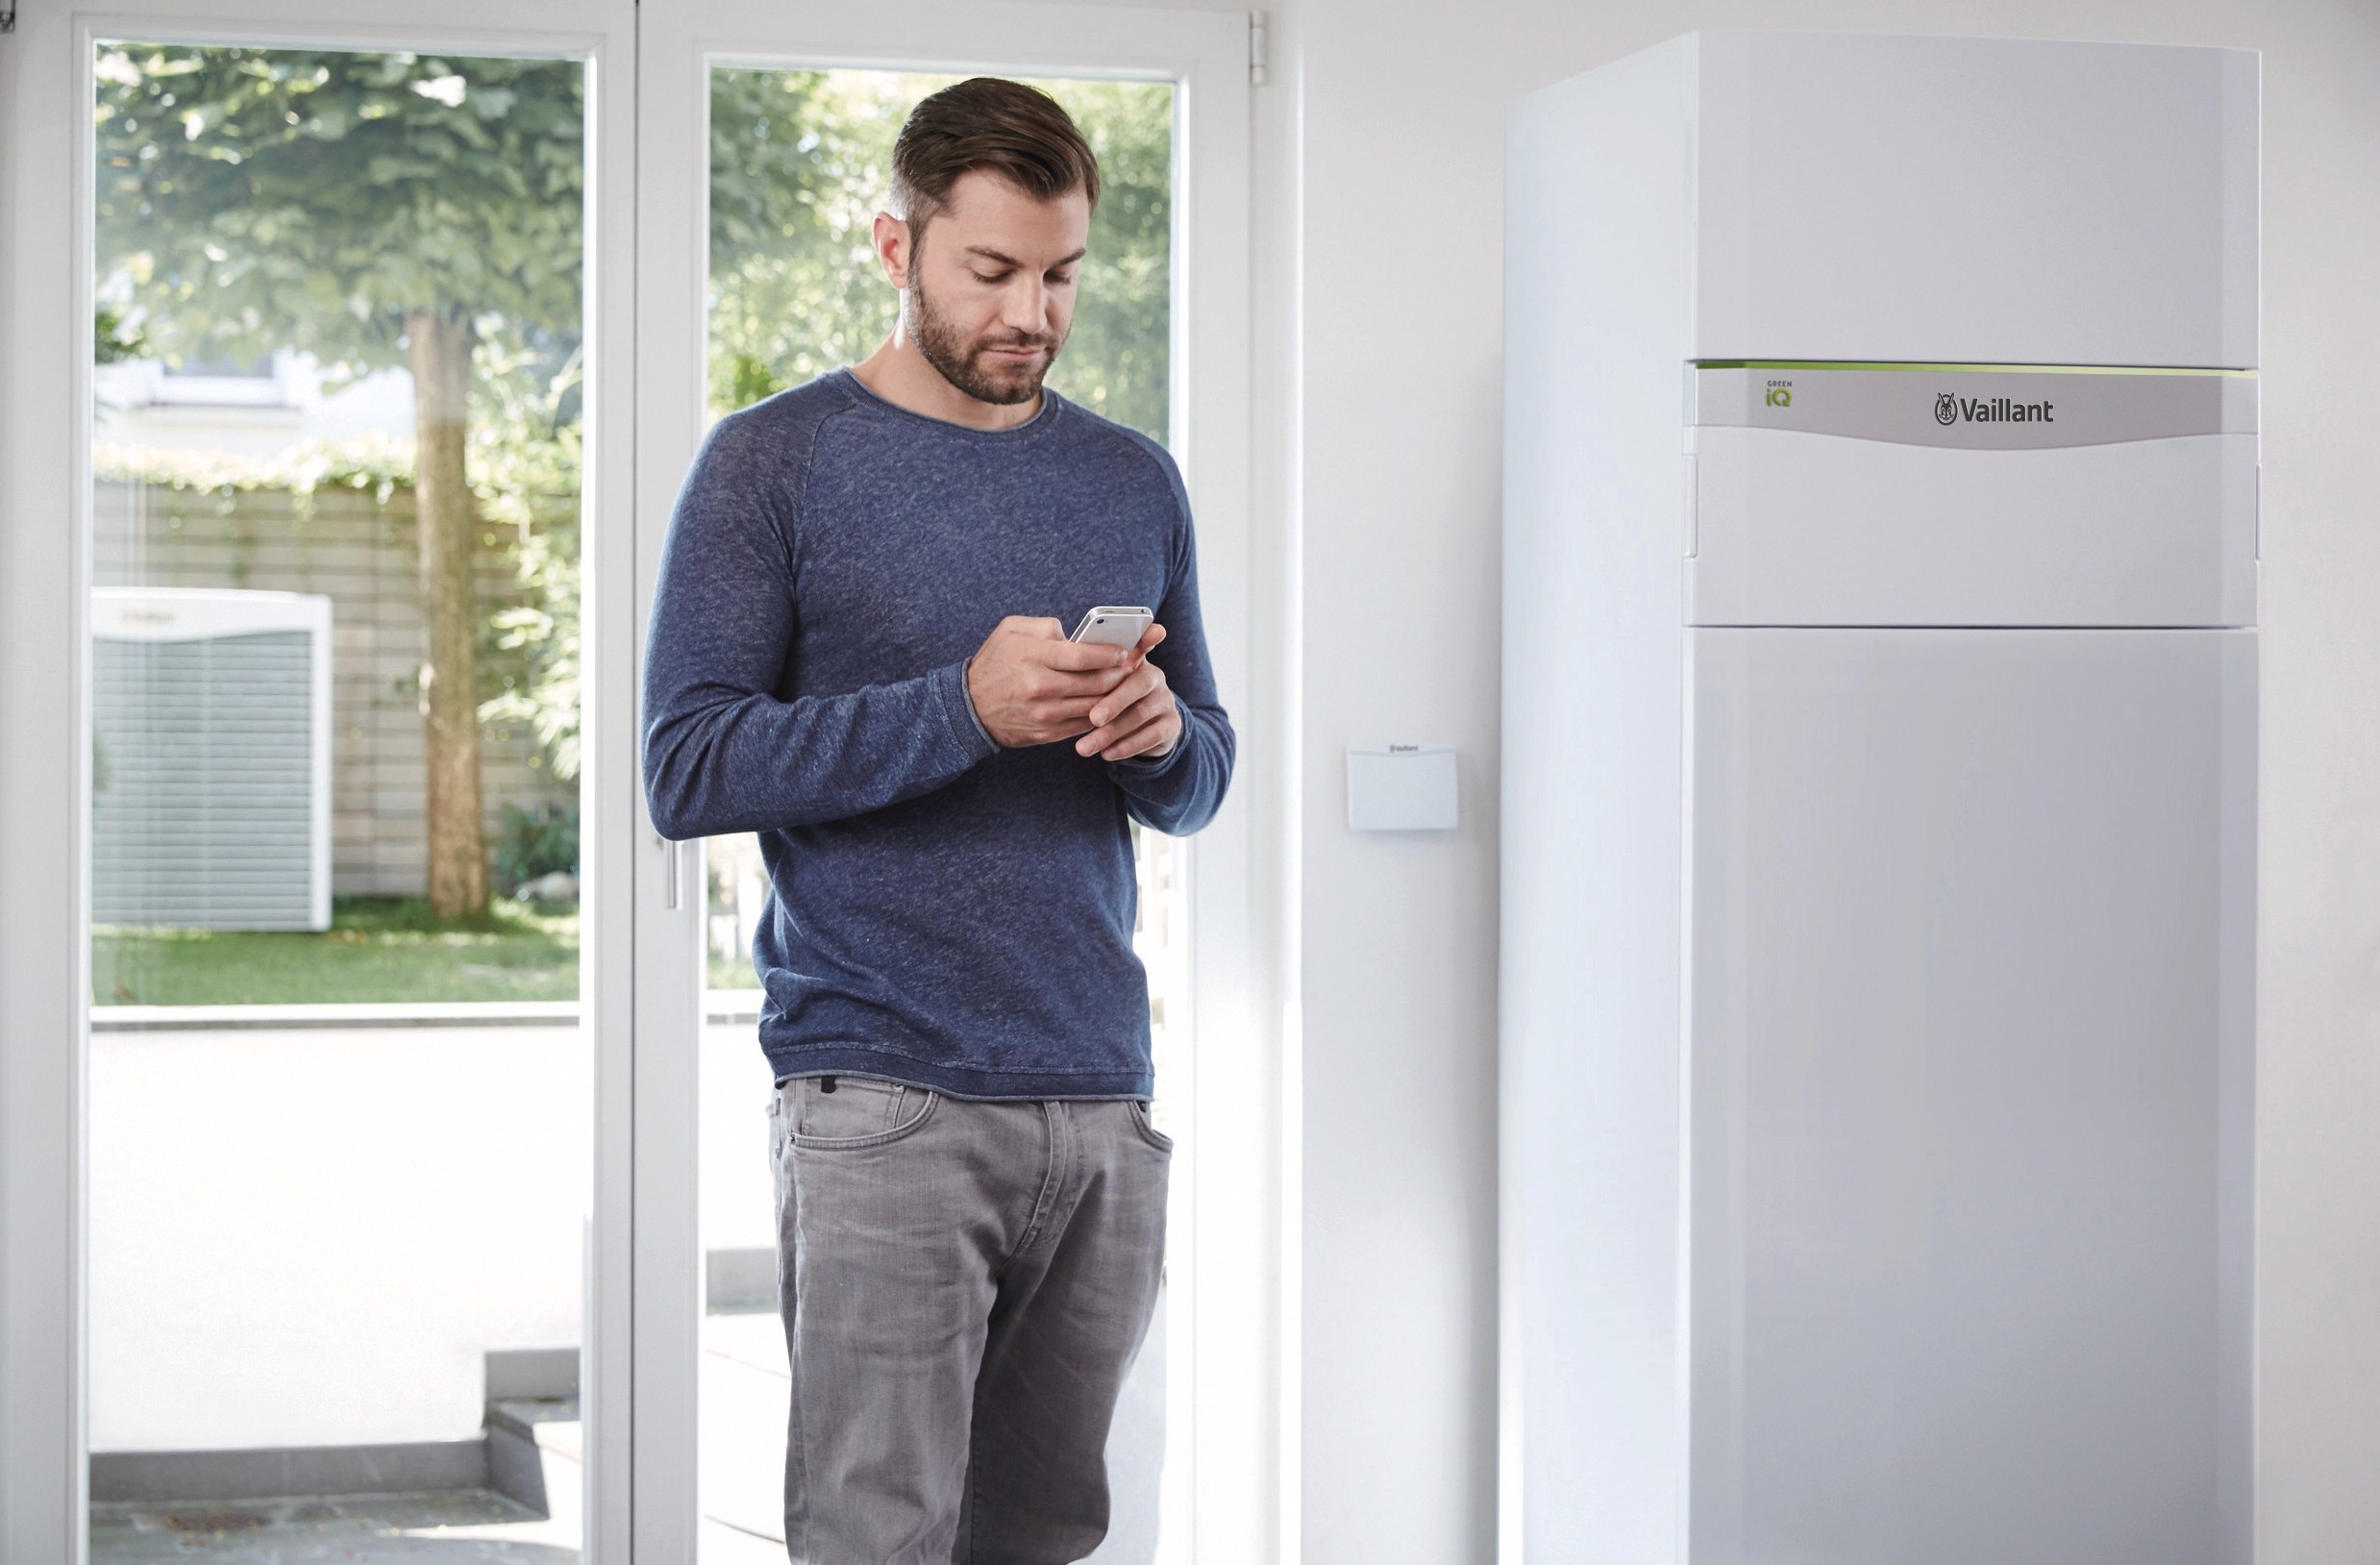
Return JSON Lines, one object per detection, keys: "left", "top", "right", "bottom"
{"left": 962, "top": 617, "right": 1181, "bottom": 760}
{"left": 965, "top": 616, "right": 1140, "bottom": 748}
{"left": 1072, "top": 622, "right": 1179, "bottom": 762}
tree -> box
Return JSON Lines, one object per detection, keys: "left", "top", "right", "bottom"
{"left": 473, "top": 330, "right": 583, "bottom": 788}
{"left": 95, "top": 45, "right": 583, "bottom": 916}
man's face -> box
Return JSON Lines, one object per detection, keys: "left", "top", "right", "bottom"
{"left": 899, "top": 169, "right": 1091, "bottom": 406}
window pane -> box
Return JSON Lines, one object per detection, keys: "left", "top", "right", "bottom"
{"left": 87, "top": 41, "right": 591, "bottom": 1560}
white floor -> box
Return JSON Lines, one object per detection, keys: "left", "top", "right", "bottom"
{"left": 97, "top": 1299, "right": 1167, "bottom": 1563}
{"left": 687, "top": 1304, "right": 1168, "bottom": 1564}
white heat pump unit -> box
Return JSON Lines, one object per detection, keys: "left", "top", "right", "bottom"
{"left": 92, "top": 587, "right": 334, "bottom": 932}
{"left": 1502, "top": 32, "right": 2256, "bottom": 1565}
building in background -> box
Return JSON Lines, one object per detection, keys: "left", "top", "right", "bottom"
{"left": 96, "top": 348, "right": 416, "bottom": 456}
{"left": 94, "top": 347, "right": 572, "bottom": 902}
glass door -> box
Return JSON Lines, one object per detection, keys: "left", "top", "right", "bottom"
{"left": 0, "top": 4, "right": 1260, "bottom": 1561}
{"left": 633, "top": 3, "right": 1261, "bottom": 1560}
{"left": 82, "top": 25, "right": 613, "bottom": 1565}
{"left": 696, "top": 71, "right": 1182, "bottom": 1560}
{"left": 0, "top": 3, "right": 638, "bottom": 1560}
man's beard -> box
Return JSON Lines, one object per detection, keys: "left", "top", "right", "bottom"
{"left": 905, "top": 263, "right": 1067, "bottom": 406}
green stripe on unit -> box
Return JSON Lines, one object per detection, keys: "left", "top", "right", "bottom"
{"left": 1695, "top": 360, "right": 2256, "bottom": 377}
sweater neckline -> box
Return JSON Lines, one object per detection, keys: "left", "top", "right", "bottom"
{"left": 831, "top": 366, "right": 1067, "bottom": 442}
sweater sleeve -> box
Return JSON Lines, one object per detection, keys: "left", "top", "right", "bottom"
{"left": 640, "top": 410, "right": 999, "bottom": 839}
{"left": 1103, "top": 441, "right": 1236, "bottom": 836}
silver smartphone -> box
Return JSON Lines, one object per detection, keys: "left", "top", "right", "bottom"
{"left": 1068, "top": 605, "right": 1153, "bottom": 648}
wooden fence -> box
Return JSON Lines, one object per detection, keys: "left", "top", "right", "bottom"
{"left": 93, "top": 480, "right": 576, "bottom": 900}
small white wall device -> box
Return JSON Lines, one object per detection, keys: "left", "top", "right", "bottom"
{"left": 1347, "top": 743, "right": 1458, "bottom": 832}
{"left": 1501, "top": 33, "right": 2256, "bottom": 1565}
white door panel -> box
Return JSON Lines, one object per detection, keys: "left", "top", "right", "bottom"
{"left": 1687, "top": 628, "right": 2253, "bottom": 1565}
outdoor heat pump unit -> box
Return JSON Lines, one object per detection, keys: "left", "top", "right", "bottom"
{"left": 92, "top": 586, "right": 334, "bottom": 932}
{"left": 1500, "top": 32, "right": 2255, "bottom": 1565}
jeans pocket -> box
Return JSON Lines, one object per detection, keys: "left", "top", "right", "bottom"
{"left": 1128, "top": 1097, "right": 1176, "bottom": 1154}
{"left": 792, "top": 1076, "right": 939, "bottom": 1150}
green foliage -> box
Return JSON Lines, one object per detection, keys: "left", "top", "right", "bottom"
{"left": 1042, "top": 80, "right": 1174, "bottom": 439}
{"left": 93, "top": 45, "right": 584, "bottom": 375}
{"left": 470, "top": 329, "right": 583, "bottom": 781}
{"left": 494, "top": 801, "right": 579, "bottom": 889}
{"left": 87, "top": 55, "right": 1170, "bottom": 814}
{"left": 94, "top": 304, "right": 148, "bottom": 363}
{"left": 93, "top": 434, "right": 415, "bottom": 507}
{"left": 706, "top": 70, "right": 1174, "bottom": 442}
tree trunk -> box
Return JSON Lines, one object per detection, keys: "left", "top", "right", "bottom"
{"left": 407, "top": 307, "right": 488, "bottom": 919}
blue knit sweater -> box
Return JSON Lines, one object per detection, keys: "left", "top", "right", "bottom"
{"left": 640, "top": 369, "right": 1234, "bottom": 1099}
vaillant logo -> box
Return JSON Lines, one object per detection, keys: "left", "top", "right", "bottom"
{"left": 1934, "top": 390, "right": 2055, "bottom": 425}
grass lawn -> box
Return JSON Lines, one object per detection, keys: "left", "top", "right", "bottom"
{"left": 93, "top": 896, "right": 580, "bottom": 1006}
{"left": 709, "top": 949, "right": 757, "bottom": 992}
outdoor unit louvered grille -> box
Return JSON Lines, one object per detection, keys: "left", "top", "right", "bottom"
{"left": 92, "top": 588, "right": 333, "bottom": 932}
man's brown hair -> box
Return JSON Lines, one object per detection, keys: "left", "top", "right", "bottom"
{"left": 890, "top": 78, "right": 1102, "bottom": 249}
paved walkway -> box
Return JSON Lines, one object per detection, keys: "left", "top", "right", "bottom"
{"left": 91, "top": 1304, "right": 1161, "bottom": 1563}
{"left": 91, "top": 1314, "right": 780, "bottom": 1564}
{"left": 89, "top": 1490, "right": 573, "bottom": 1562}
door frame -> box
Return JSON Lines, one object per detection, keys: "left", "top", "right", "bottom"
{"left": 631, "top": 3, "right": 1272, "bottom": 1559}
{"left": 0, "top": 3, "right": 640, "bottom": 1559}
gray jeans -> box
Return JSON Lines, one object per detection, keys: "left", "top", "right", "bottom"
{"left": 768, "top": 1075, "right": 1172, "bottom": 1564}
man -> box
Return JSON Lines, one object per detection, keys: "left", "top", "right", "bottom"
{"left": 641, "top": 78, "right": 1233, "bottom": 1564}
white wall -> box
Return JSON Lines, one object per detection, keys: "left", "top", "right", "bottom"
{"left": 88, "top": 1025, "right": 589, "bottom": 1450}
{"left": 1275, "top": 2, "right": 2380, "bottom": 1561}
{"left": 87, "top": 1023, "right": 781, "bottom": 1451}
{"left": 25, "top": 0, "right": 2380, "bottom": 1545}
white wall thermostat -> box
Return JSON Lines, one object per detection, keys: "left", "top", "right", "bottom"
{"left": 1346, "top": 743, "right": 1458, "bottom": 832}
